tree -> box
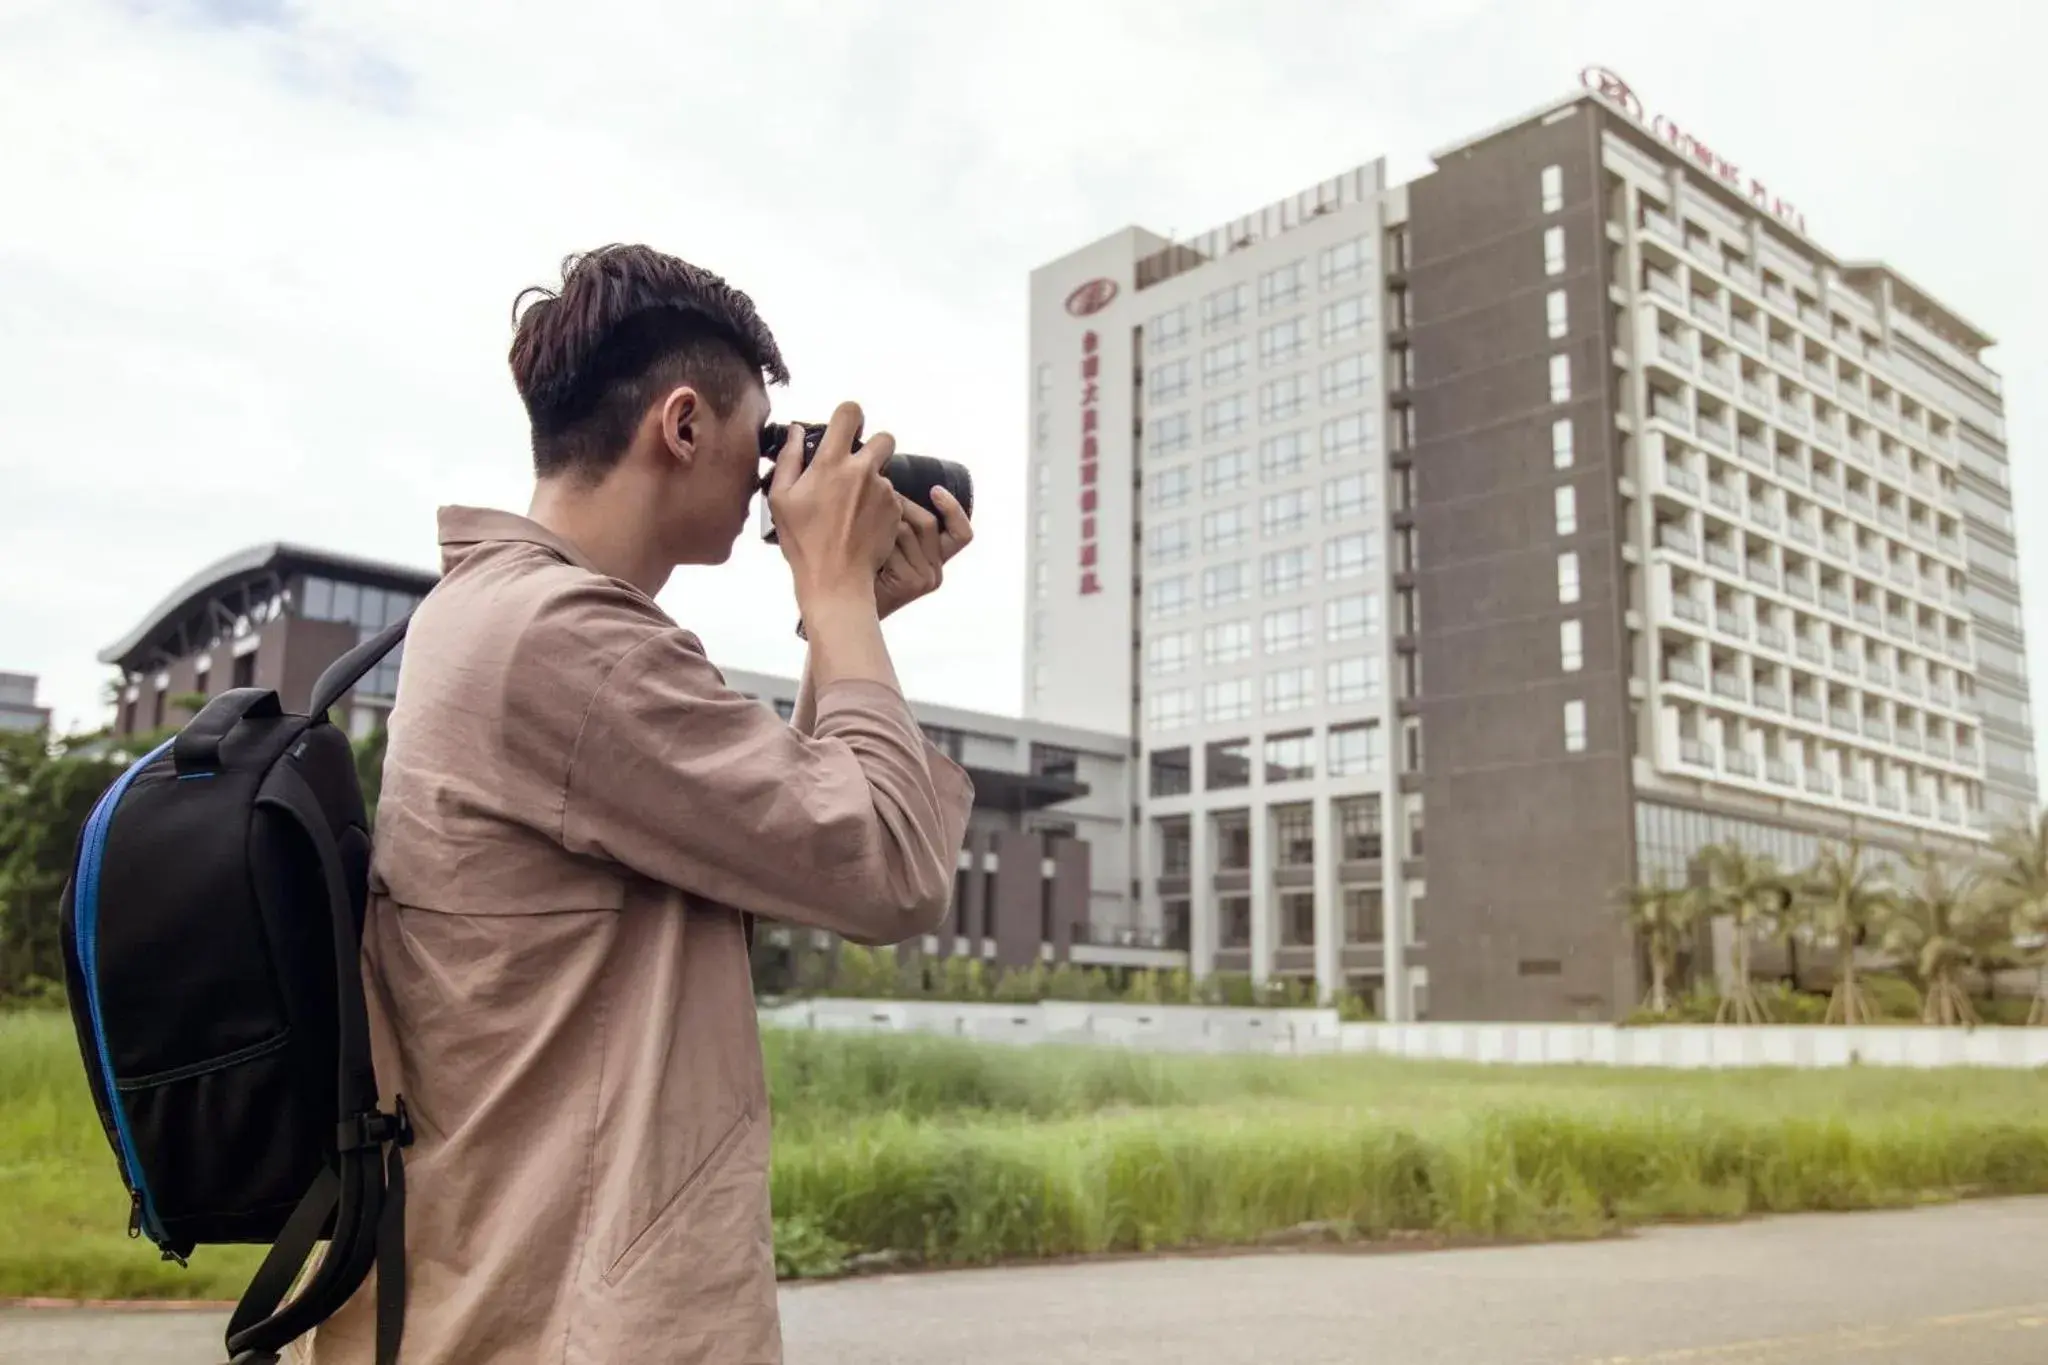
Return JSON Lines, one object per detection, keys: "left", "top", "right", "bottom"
{"left": 1983, "top": 812, "right": 2048, "bottom": 1025}
{"left": 0, "top": 730, "right": 128, "bottom": 1000}
{"left": 1886, "top": 852, "right": 1988, "bottom": 1027}
{"left": 1695, "top": 842, "right": 1792, "bottom": 1025}
{"left": 1799, "top": 840, "right": 1893, "bottom": 1026}
{"left": 1619, "top": 875, "right": 1700, "bottom": 1015}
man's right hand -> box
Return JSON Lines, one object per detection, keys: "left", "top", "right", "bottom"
{"left": 766, "top": 401, "right": 901, "bottom": 619}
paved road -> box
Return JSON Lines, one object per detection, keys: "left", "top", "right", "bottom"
{"left": 6, "top": 1198, "right": 2046, "bottom": 1363}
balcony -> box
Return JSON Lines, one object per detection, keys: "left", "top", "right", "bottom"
{"left": 1768, "top": 758, "right": 1798, "bottom": 786}
{"left": 1786, "top": 520, "right": 1817, "bottom": 548}
{"left": 1811, "top": 420, "right": 1842, "bottom": 449}
{"left": 1700, "top": 419, "right": 1734, "bottom": 452}
{"left": 1680, "top": 738, "right": 1716, "bottom": 768}
{"left": 1708, "top": 482, "right": 1742, "bottom": 513}
{"left": 1652, "top": 396, "right": 1695, "bottom": 430}
{"left": 1716, "top": 609, "right": 1750, "bottom": 638}
{"left": 1874, "top": 787, "right": 1902, "bottom": 812}
{"left": 1917, "top": 625, "right": 1946, "bottom": 651}
{"left": 1732, "top": 319, "right": 1764, "bottom": 351}
{"left": 1823, "top": 538, "right": 1853, "bottom": 564}
{"left": 1779, "top": 404, "right": 1810, "bottom": 433}
{"left": 1794, "top": 694, "right": 1825, "bottom": 721}
{"left": 1846, "top": 491, "right": 1876, "bottom": 518}
{"left": 1659, "top": 524, "right": 1698, "bottom": 556}
{"left": 1670, "top": 593, "right": 1708, "bottom": 625}
{"left": 1646, "top": 269, "right": 1684, "bottom": 302}
{"left": 1745, "top": 560, "right": 1779, "bottom": 589}
{"left": 1930, "top": 686, "right": 1956, "bottom": 709}
{"left": 1909, "top": 794, "right": 1934, "bottom": 819}
{"left": 1805, "top": 360, "right": 1834, "bottom": 390}
{"left": 1888, "top": 616, "right": 1915, "bottom": 643}
{"left": 1712, "top": 672, "right": 1748, "bottom": 702}
{"left": 1831, "top": 708, "right": 1859, "bottom": 732}
{"left": 1749, "top": 502, "right": 1782, "bottom": 531}
{"left": 1811, "top": 476, "right": 1844, "bottom": 504}
{"left": 1757, "top": 624, "right": 1789, "bottom": 652}
{"left": 1925, "top": 736, "right": 1951, "bottom": 761}
{"left": 1878, "top": 505, "right": 1906, "bottom": 532}
{"left": 1665, "top": 657, "right": 1706, "bottom": 688}
{"left": 1866, "top": 663, "right": 1893, "bottom": 688}
{"left": 1941, "top": 802, "right": 1965, "bottom": 825}
{"left": 1690, "top": 295, "right": 1725, "bottom": 329}
{"left": 1948, "top": 639, "right": 1973, "bottom": 664}
{"left": 1725, "top": 750, "right": 1760, "bottom": 778}
{"left": 1739, "top": 434, "right": 1772, "bottom": 466}
{"left": 1889, "top": 563, "right": 1917, "bottom": 589}
{"left": 1833, "top": 652, "right": 1862, "bottom": 676}
{"left": 1755, "top": 684, "right": 1787, "bottom": 712}
{"left": 1796, "top": 640, "right": 1825, "bottom": 667}
{"left": 1771, "top": 341, "right": 1801, "bottom": 369}
{"left": 1937, "top": 534, "right": 1964, "bottom": 559}
{"left": 1700, "top": 360, "right": 1736, "bottom": 392}
{"left": 1855, "top": 602, "right": 1883, "bottom": 628}
{"left": 1705, "top": 542, "right": 1740, "bottom": 573}
{"left": 1900, "top": 674, "right": 1924, "bottom": 698}
{"left": 1840, "top": 387, "right": 1866, "bottom": 413}
{"left": 1777, "top": 456, "right": 1808, "bottom": 486}
{"left": 1806, "top": 769, "right": 1837, "bottom": 796}
{"left": 1822, "top": 589, "right": 1852, "bottom": 616}
{"left": 1857, "top": 549, "right": 1886, "bottom": 574}
{"left": 1897, "top": 728, "right": 1923, "bottom": 753}
{"left": 1864, "top": 719, "right": 1893, "bottom": 744}
{"left": 1657, "top": 335, "right": 1694, "bottom": 370}
{"left": 1956, "top": 739, "right": 1980, "bottom": 765}
{"left": 1661, "top": 461, "right": 1701, "bottom": 495}
{"left": 1842, "top": 778, "right": 1871, "bottom": 802}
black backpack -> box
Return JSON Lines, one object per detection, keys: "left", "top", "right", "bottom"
{"left": 59, "top": 619, "right": 413, "bottom": 1365}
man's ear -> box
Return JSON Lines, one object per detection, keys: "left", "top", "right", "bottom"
{"left": 660, "top": 387, "right": 700, "bottom": 466}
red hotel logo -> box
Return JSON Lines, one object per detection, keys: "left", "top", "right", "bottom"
{"left": 1064, "top": 277, "right": 1119, "bottom": 318}
{"left": 1077, "top": 330, "right": 1101, "bottom": 595}
{"left": 1577, "top": 64, "right": 1806, "bottom": 234}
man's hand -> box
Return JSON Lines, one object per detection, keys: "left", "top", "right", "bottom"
{"left": 876, "top": 486, "right": 973, "bottom": 620}
{"left": 767, "top": 402, "right": 900, "bottom": 621}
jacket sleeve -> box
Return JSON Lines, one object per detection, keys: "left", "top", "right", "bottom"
{"left": 559, "top": 627, "right": 975, "bottom": 945}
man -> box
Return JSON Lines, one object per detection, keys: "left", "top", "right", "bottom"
{"left": 306, "top": 244, "right": 975, "bottom": 1363}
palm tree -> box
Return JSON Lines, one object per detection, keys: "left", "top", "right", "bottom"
{"left": 1886, "top": 852, "right": 1985, "bottom": 1027}
{"left": 1619, "top": 876, "right": 1701, "bottom": 1015}
{"left": 1696, "top": 842, "right": 1792, "bottom": 1025}
{"left": 1984, "top": 812, "right": 2048, "bottom": 1025}
{"left": 1799, "top": 840, "right": 1893, "bottom": 1026}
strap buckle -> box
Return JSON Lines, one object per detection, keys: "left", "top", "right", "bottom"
{"left": 337, "top": 1095, "right": 414, "bottom": 1154}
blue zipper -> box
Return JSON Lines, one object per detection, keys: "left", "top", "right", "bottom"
{"left": 74, "top": 738, "right": 176, "bottom": 1250}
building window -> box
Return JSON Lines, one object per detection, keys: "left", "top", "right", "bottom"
{"left": 1320, "top": 352, "right": 1374, "bottom": 405}
{"left": 1319, "top": 294, "right": 1373, "bottom": 346}
{"left": 1329, "top": 721, "right": 1383, "bottom": 776}
{"left": 1261, "top": 547, "right": 1311, "bottom": 595}
{"left": 1259, "top": 259, "right": 1307, "bottom": 313}
{"left": 1544, "top": 225, "right": 1566, "bottom": 276}
{"left": 1560, "top": 619, "right": 1584, "bottom": 672}
{"left": 1149, "top": 305, "right": 1190, "bottom": 350}
{"left": 1552, "top": 418, "right": 1574, "bottom": 469}
{"left": 1319, "top": 234, "right": 1372, "bottom": 290}
{"left": 1202, "top": 504, "right": 1250, "bottom": 552}
{"left": 1546, "top": 289, "right": 1568, "bottom": 339}
{"left": 1203, "top": 337, "right": 1250, "bottom": 388}
{"left": 1158, "top": 817, "right": 1192, "bottom": 875}
{"left": 1549, "top": 353, "right": 1571, "bottom": 403}
{"left": 1386, "top": 225, "right": 1410, "bottom": 273}
{"left": 1204, "top": 620, "right": 1252, "bottom": 666}
{"left": 1258, "top": 315, "right": 1308, "bottom": 367}
{"left": 1263, "top": 605, "right": 1313, "bottom": 655}
{"left": 1326, "top": 655, "right": 1381, "bottom": 705}
{"left": 1202, "top": 394, "right": 1250, "bottom": 440}
{"left": 1564, "top": 699, "right": 1588, "bottom": 752}
{"left": 1280, "top": 890, "right": 1318, "bottom": 946}
{"left": 1148, "top": 357, "right": 1191, "bottom": 402}
{"left": 1272, "top": 809, "right": 1317, "bottom": 875}
{"left": 1323, "top": 472, "right": 1373, "bottom": 522}
{"left": 1148, "top": 519, "right": 1191, "bottom": 564}
{"left": 1558, "top": 551, "right": 1581, "bottom": 603}
{"left": 1324, "top": 531, "right": 1377, "bottom": 581}
{"left": 1203, "top": 561, "right": 1251, "bottom": 609}
{"left": 1203, "top": 282, "right": 1249, "bottom": 333}
{"left": 1397, "top": 587, "right": 1419, "bottom": 635}
{"left": 1337, "top": 795, "right": 1382, "bottom": 860}
{"left": 1147, "top": 688, "right": 1193, "bottom": 730}
{"left": 1203, "top": 448, "right": 1250, "bottom": 497}
{"left": 1264, "top": 666, "right": 1313, "bottom": 715}
{"left": 1147, "top": 575, "right": 1190, "bottom": 619}
{"left": 1405, "top": 795, "right": 1425, "bottom": 857}
{"left": 1260, "top": 430, "right": 1311, "bottom": 479}
{"left": 1207, "top": 740, "right": 1252, "bottom": 791}
{"left": 1149, "top": 411, "right": 1192, "bottom": 457}
{"left": 1259, "top": 374, "right": 1311, "bottom": 424}
{"left": 1261, "top": 489, "right": 1310, "bottom": 538}
{"left": 1321, "top": 412, "right": 1374, "bottom": 463}
{"left": 1326, "top": 593, "right": 1381, "bottom": 641}
{"left": 1204, "top": 678, "right": 1253, "bottom": 724}
{"left": 1266, "top": 737, "right": 1316, "bottom": 786}
{"left": 1344, "top": 888, "right": 1384, "bottom": 943}
{"left": 1148, "top": 748, "right": 1191, "bottom": 797}
{"left": 1149, "top": 463, "right": 1192, "bottom": 509}
{"left": 1541, "top": 164, "right": 1563, "bottom": 213}
{"left": 1147, "top": 630, "right": 1192, "bottom": 675}
{"left": 1555, "top": 485, "right": 1578, "bottom": 536}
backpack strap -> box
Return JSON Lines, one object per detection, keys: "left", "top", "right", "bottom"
{"left": 310, "top": 616, "right": 411, "bottom": 720}
{"left": 224, "top": 765, "right": 410, "bottom": 1365}
{"left": 174, "top": 689, "right": 283, "bottom": 775}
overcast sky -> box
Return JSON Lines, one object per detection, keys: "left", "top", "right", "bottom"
{"left": 4, "top": 0, "right": 2042, "bottom": 764}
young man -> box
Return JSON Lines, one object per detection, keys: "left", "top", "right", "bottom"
{"left": 306, "top": 245, "right": 975, "bottom": 1363}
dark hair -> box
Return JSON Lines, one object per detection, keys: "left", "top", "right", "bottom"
{"left": 508, "top": 244, "right": 790, "bottom": 480}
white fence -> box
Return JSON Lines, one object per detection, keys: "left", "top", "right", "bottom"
{"left": 761, "top": 998, "right": 2048, "bottom": 1070}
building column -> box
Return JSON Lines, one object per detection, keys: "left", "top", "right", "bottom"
{"left": 1248, "top": 798, "right": 1273, "bottom": 986}
{"left": 1382, "top": 779, "right": 1410, "bottom": 1022}
{"left": 1188, "top": 810, "right": 1215, "bottom": 981}
{"left": 1312, "top": 792, "right": 1340, "bottom": 1004}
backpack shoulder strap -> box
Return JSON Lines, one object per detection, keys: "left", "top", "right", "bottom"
{"left": 309, "top": 616, "right": 411, "bottom": 720}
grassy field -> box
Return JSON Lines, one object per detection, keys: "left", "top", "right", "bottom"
{"left": 8, "top": 1010, "right": 2048, "bottom": 1298}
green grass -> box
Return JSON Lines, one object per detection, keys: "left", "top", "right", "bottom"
{"left": 9, "top": 1012, "right": 2048, "bottom": 1299}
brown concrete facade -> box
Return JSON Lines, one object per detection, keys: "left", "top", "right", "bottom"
{"left": 1405, "top": 103, "right": 1640, "bottom": 1021}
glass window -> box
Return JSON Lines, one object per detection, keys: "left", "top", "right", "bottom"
{"left": 1329, "top": 721, "right": 1383, "bottom": 776}
{"left": 1148, "top": 519, "right": 1190, "bottom": 564}
{"left": 1149, "top": 747, "right": 1191, "bottom": 797}
{"left": 1203, "top": 282, "right": 1249, "bottom": 333}
{"left": 1204, "top": 678, "right": 1253, "bottom": 723}
{"left": 1206, "top": 740, "right": 1252, "bottom": 790}
{"left": 1258, "top": 315, "right": 1308, "bottom": 367}
{"left": 1262, "top": 489, "right": 1310, "bottom": 538}
{"left": 301, "top": 575, "right": 334, "bottom": 620}
{"left": 1544, "top": 225, "right": 1566, "bottom": 276}
{"left": 1264, "top": 668, "right": 1314, "bottom": 715}
{"left": 1337, "top": 794, "right": 1383, "bottom": 860}
{"left": 1149, "top": 357, "right": 1191, "bottom": 402}
{"left": 1158, "top": 817, "right": 1192, "bottom": 873}
{"left": 331, "top": 581, "right": 361, "bottom": 625}
{"left": 1555, "top": 484, "right": 1578, "bottom": 535}
{"left": 1549, "top": 353, "right": 1571, "bottom": 403}
{"left": 1260, "top": 430, "right": 1311, "bottom": 479}
{"left": 1148, "top": 411, "right": 1192, "bottom": 457}
{"left": 1327, "top": 592, "right": 1381, "bottom": 641}
{"left": 1262, "top": 547, "right": 1311, "bottom": 596}
{"left": 1149, "top": 463, "right": 1192, "bottom": 509}
{"left": 1320, "top": 352, "right": 1374, "bottom": 404}
{"left": 1561, "top": 619, "right": 1584, "bottom": 672}
{"left": 1261, "top": 732, "right": 1310, "bottom": 785}
{"left": 1325, "top": 531, "right": 1377, "bottom": 581}
{"left": 1321, "top": 412, "right": 1374, "bottom": 463}
{"left": 1263, "top": 606, "right": 1313, "bottom": 655}
{"left": 1203, "top": 504, "right": 1249, "bottom": 552}
{"left": 1552, "top": 417, "right": 1574, "bottom": 469}
{"left": 1547, "top": 289, "right": 1568, "bottom": 339}
{"left": 1541, "top": 164, "right": 1564, "bottom": 213}
{"left": 1203, "top": 561, "right": 1251, "bottom": 609}
{"left": 1327, "top": 654, "right": 1381, "bottom": 704}
{"left": 1203, "top": 448, "right": 1250, "bottom": 496}
{"left": 1147, "top": 688, "right": 1193, "bottom": 730}
{"left": 1147, "top": 630, "right": 1192, "bottom": 675}
{"left": 1558, "top": 551, "right": 1581, "bottom": 603}
{"left": 1259, "top": 259, "right": 1307, "bottom": 313}
{"left": 1319, "top": 294, "right": 1373, "bottom": 346}
{"left": 1204, "top": 620, "right": 1252, "bottom": 665}
{"left": 1319, "top": 234, "right": 1372, "bottom": 290}
{"left": 1149, "top": 306, "right": 1190, "bottom": 350}
{"left": 1259, "top": 374, "right": 1311, "bottom": 424}
{"left": 1324, "top": 472, "right": 1373, "bottom": 522}
{"left": 1203, "top": 393, "right": 1250, "bottom": 439}
{"left": 1564, "top": 699, "right": 1588, "bottom": 752}
{"left": 1203, "top": 337, "right": 1249, "bottom": 387}
{"left": 1344, "top": 888, "right": 1384, "bottom": 942}
{"left": 1147, "top": 575, "right": 1191, "bottom": 619}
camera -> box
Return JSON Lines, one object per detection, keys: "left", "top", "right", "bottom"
{"left": 756, "top": 422, "right": 974, "bottom": 544}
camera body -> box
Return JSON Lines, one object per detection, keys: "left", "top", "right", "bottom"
{"left": 756, "top": 422, "right": 974, "bottom": 544}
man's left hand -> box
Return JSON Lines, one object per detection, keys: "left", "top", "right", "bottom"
{"left": 875, "top": 487, "right": 973, "bottom": 620}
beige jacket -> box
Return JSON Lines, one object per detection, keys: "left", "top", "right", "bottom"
{"left": 303, "top": 507, "right": 974, "bottom": 1364}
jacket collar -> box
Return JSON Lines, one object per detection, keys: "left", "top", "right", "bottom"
{"left": 435, "top": 505, "right": 602, "bottom": 576}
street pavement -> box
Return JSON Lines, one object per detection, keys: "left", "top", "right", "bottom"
{"left": 5, "top": 1197, "right": 2045, "bottom": 1363}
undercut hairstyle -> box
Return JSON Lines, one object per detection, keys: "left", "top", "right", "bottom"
{"left": 508, "top": 244, "right": 790, "bottom": 480}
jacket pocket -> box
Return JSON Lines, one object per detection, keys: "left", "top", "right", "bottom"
{"left": 600, "top": 1108, "right": 758, "bottom": 1287}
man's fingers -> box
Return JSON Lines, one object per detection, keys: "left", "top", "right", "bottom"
{"left": 932, "top": 486, "right": 974, "bottom": 554}
{"left": 820, "top": 401, "right": 865, "bottom": 463}
{"left": 855, "top": 429, "right": 895, "bottom": 478}
{"left": 768, "top": 423, "right": 807, "bottom": 494}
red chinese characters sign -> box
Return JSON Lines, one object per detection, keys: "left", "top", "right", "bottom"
{"left": 1078, "top": 330, "right": 1101, "bottom": 594}
{"left": 1579, "top": 66, "right": 1807, "bottom": 235}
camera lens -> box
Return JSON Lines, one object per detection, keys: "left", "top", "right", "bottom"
{"left": 756, "top": 422, "right": 973, "bottom": 537}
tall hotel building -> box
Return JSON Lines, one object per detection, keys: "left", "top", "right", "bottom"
{"left": 1023, "top": 70, "right": 2034, "bottom": 1021}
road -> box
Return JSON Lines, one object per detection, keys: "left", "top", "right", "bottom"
{"left": 4, "top": 1198, "right": 2045, "bottom": 1364}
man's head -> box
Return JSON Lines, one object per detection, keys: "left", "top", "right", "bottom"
{"left": 509, "top": 245, "right": 789, "bottom": 566}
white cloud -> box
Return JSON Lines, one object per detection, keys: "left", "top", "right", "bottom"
{"left": 4, "top": 0, "right": 2044, "bottom": 785}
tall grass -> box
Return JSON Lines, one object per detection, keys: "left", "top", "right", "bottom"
{"left": 8, "top": 1011, "right": 2048, "bottom": 1298}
